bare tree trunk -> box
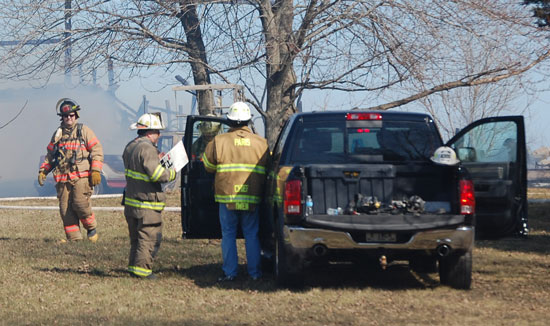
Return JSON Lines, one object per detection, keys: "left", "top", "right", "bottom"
{"left": 264, "top": 67, "right": 297, "bottom": 147}
{"left": 260, "top": 0, "right": 298, "bottom": 147}
{"left": 178, "top": 1, "right": 213, "bottom": 115}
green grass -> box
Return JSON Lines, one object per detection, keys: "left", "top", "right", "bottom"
{"left": 1, "top": 192, "right": 550, "bottom": 325}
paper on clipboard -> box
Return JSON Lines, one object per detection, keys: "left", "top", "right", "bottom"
{"left": 160, "top": 140, "right": 188, "bottom": 172}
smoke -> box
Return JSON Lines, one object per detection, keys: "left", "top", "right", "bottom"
{"left": 0, "top": 81, "right": 262, "bottom": 197}
{"left": 0, "top": 83, "right": 139, "bottom": 196}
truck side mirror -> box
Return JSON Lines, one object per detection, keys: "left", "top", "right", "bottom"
{"left": 457, "top": 147, "right": 476, "bottom": 162}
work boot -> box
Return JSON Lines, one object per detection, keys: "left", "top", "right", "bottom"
{"left": 87, "top": 229, "right": 98, "bottom": 243}
{"left": 58, "top": 237, "right": 83, "bottom": 244}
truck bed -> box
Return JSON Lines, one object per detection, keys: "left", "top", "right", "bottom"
{"left": 304, "top": 163, "right": 459, "bottom": 221}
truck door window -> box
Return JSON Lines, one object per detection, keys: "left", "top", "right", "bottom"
{"left": 451, "top": 121, "right": 517, "bottom": 163}
{"left": 190, "top": 120, "right": 227, "bottom": 160}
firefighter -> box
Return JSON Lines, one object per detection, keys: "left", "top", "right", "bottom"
{"left": 191, "top": 114, "right": 221, "bottom": 160}
{"left": 38, "top": 98, "right": 104, "bottom": 242}
{"left": 122, "top": 112, "right": 177, "bottom": 279}
{"left": 202, "top": 102, "right": 270, "bottom": 282}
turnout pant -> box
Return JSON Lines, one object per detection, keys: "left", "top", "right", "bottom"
{"left": 56, "top": 178, "right": 97, "bottom": 241}
{"left": 124, "top": 206, "right": 163, "bottom": 277}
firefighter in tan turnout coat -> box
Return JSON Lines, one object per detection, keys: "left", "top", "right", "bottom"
{"left": 38, "top": 98, "right": 104, "bottom": 242}
{"left": 202, "top": 102, "right": 270, "bottom": 282}
{"left": 122, "top": 113, "right": 176, "bottom": 279}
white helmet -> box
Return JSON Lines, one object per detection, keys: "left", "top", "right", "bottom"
{"left": 227, "top": 101, "right": 251, "bottom": 122}
{"left": 431, "top": 146, "right": 460, "bottom": 165}
{"left": 130, "top": 112, "right": 165, "bottom": 130}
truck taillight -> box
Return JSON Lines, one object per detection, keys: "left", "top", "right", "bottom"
{"left": 459, "top": 180, "right": 475, "bottom": 215}
{"left": 346, "top": 113, "right": 382, "bottom": 120}
{"left": 284, "top": 180, "right": 302, "bottom": 215}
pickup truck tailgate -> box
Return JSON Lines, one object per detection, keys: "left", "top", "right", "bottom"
{"left": 304, "top": 163, "right": 462, "bottom": 231}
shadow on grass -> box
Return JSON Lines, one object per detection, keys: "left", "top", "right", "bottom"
{"left": 169, "top": 261, "right": 436, "bottom": 292}
{"left": 302, "top": 262, "right": 435, "bottom": 291}
{"left": 473, "top": 201, "right": 550, "bottom": 255}
{"left": 15, "top": 237, "right": 439, "bottom": 291}
{"left": 36, "top": 266, "right": 128, "bottom": 278}
{"left": 475, "top": 233, "right": 550, "bottom": 255}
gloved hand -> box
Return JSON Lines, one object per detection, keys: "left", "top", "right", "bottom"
{"left": 38, "top": 171, "right": 47, "bottom": 187}
{"left": 90, "top": 171, "right": 101, "bottom": 186}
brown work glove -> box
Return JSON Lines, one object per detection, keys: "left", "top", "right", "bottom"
{"left": 90, "top": 170, "right": 101, "bottom": 186}
{"left": 38, "top": 171, "right": 47, "bottom": 187}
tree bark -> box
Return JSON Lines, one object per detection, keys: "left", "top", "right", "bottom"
{"left": 178, "top": 1, "right": 213, "bottom": 115}
{"left": 260, "top": 0, "right": 298, "bottom": 147}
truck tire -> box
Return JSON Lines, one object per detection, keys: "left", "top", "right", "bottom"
{"left": 274, "top": 219, "right": 304, "bottom": 288}
{"left": 439, "top": 250, "right": 472, "bottom": 290}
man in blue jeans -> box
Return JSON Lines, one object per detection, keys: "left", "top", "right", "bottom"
{"left": 218, "top": 204, "right": 261, "bottom": 280}
{"left": 202, "top": 102, "right": 270, "bottom": 282}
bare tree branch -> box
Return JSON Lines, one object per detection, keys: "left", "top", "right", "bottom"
{"left": 361, "top": 49, "right": 550, "bottom": 112}
{"left": 0, "top": 101, "right": 28, "bottom": 130}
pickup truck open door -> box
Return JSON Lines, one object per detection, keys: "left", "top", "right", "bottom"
{"left": 180, "top": 115, "right": 233, "bottom": 238}
{"left": 447, "top": 116, "right": 527, "bottom": 238}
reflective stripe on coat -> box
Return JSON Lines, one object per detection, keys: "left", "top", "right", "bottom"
{"left": 40, "top": 123, "right": 104, "bottom": 183}
{"left": 122, "top": 136, "right": 176, "bottom": 212}
{"left": 202, "top": 126, "right": 269, "bottom": 211}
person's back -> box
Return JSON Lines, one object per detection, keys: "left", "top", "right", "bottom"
{"left": 201, "top": 102, "right": 269, "bottom": 282}
{"left": 203, "top": 125, "right": 268, "bottom": 211}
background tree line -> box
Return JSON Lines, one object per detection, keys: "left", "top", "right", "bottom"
{"left": 1, "top": 0, "right": 549, "bottom": 145}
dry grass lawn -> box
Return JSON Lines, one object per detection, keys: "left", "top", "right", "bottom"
{"left": 0, "top": 191, "right": 549, "bottom": 326}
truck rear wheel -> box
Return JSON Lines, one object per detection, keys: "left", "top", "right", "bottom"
{"left": 274, "top": 220, "right": 304, "bottom": 288}
{"left": 439, "top": 250, "right": 472, "bottom": 289}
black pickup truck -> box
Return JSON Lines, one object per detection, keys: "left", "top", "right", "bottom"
{"left": 180, "top": 111, "right": 526, "bottom": 290}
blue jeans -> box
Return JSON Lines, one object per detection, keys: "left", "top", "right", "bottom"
{"left": 219, "top": 204, "right": 261, "bottom": 278}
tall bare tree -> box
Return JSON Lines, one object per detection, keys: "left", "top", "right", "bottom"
{"left": 1, "top": 1, "right": 549, "bottom": 146}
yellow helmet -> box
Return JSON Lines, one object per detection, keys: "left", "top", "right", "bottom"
{"left": 199, "top": 117, "right": 221, "bottom": 137}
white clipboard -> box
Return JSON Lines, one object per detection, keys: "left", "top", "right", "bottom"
{"left": 160, "top": 140, "right": 188, "bottom": 172}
